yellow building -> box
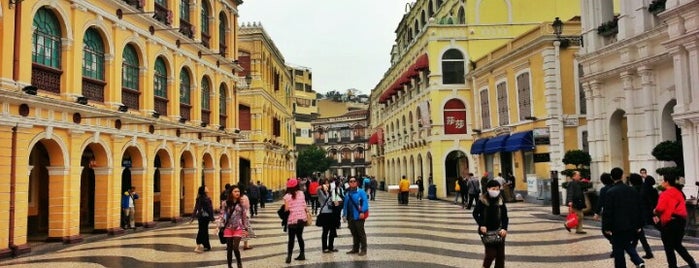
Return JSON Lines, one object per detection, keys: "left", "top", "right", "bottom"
{"left": 317, "top": 99, "right": 368, "bottom": 119}
{"left": 237, "top": 22, "right": 296, "bottom": 192}
{"left": 369, "top": 0, "right": 580, "bottom": 198}
{"left": 288, "top": 65, "right": 317, "bottom": 151}
{"left": 0, "top": 0, "right": 249, "bottom": 257}
{"left": 467, "top": 18, "right": 586, "bottom": 198}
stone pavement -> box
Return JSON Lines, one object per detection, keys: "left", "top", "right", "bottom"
{"left": 1, "top": 191, "right": 698, "bottom": 268}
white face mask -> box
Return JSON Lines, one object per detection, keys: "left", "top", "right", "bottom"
{"left": 488, "top": 190, "right": 500, "bottom": 198}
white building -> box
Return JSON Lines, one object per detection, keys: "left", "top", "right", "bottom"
{"left": 578, "top": 0, "right": 698, "bottom": 198}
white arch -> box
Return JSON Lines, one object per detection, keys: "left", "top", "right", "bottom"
{"left": 27, "top": 131, "right": 71, "bottom": 167}
{"left": 475, "top": 0, "right": 512, "bottom": 24}
{"left": 119, "top": 138, "right": 148, "bottom": 168}
{"left": 121, "top": 36, "right": 149, "bottom": 67}
{"left": 81, "top": 19, "right": 115, "bottom": 56}
{"left": 79, "top": 136, "right": 114, "bottom": 168}
{"left": 29, "top": 1, "right": 74, "bottom": 41}
{"left": 438, "top": 46, "right": 468, "bottom": 76}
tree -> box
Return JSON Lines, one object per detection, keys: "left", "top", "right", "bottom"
{"left": 324, "top": 90, "right": 342, "bottom": 101}
{"left": 561, "top": 150, "right": 592, "bottom": 190}
{"left": 652, "top": 140, "right": 684, "bottom": 178}
{"left": 296, "top": 146, "right": 334, "bottom": 178}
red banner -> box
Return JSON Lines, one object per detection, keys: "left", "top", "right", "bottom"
{"left": 444, "top": 111, "right": 467, "bottom": 134}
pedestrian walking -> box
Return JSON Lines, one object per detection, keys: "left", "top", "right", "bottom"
{"left": 192, "top": 186, "right": 214, "bottom": 253}
{"left": 284, "top": 178, "right": 308, "bottom": 264}
{"left": 258, "top": 181, "right": 268, "bottom": 208}
{"left": 121, "top": 187, "right": 139, "bottom": 230}
{"left": 370, "top": 176, "right": 378, "bottom": 201}
{"left": 459, "top": 176, "right": 469, "bottom": 208}
{"left": 565, "top": 171, "right": 586, "bottom": 234}
{"left": 343, "top": 176, "right": 369, "bottom": 256}
{"left": 602, "top": 167, "right": 645, "bottom": 268}
{"left": 399, "top": 175, "right": 410, "bottom": 205}
{"left": 238, "top": 190, "right": 254, "bottom": 251}
{"left": 453, "top": 177, "right": 462, "bottom": 204}
{"left": 309, "top": 177, "right": 320, "bottom": 215}
{"left": 480, "top": 172, "right": 490, "bottom": 194}
{"left": 220, "top": 185, "right": 248, "bottom": 268}
{"left": 221, "top": 183, "right": 231, "bottom": 203}
{"left": 653, "top": 173, "right": 697, "bottom": 268}
{"left": 593, "top": 172, "right": 614, "bottom": 257}
{"left": 317, "top": 178, "right": 339, "bottom": 253}
{"left": 246, "top": 182, "right": 259, "bottom": 217}
{"left": 628, "top": 173, "right": 654, "bottom": 259}
{"left": 466, "top": 173, "right": 480, "bottom": 210}
{"left": 473, "top": 180, "right": 509, "bottom": 268}
{"left": 415, "top": 176, "right": 424, "bottom": 200}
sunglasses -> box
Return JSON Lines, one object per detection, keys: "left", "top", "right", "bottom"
{"left": 349, "top": 180, "right": 357, "bottom": 183}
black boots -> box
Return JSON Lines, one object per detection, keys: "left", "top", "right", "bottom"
{"left": 294, "top": 252, "right": 306, "bottom": 261}
{"left": 285, "top": 255, "right": 291, "bottom": 264}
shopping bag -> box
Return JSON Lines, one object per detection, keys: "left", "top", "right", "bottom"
{"left": 565, "top": 207, "right": 579, "bottom": 229}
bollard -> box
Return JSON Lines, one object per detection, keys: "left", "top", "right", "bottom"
{"left": 551, "top": 170, "right": 560, "bottom": 215}
{"left": 428, "top": 184, "right": 437, "bottom": 200}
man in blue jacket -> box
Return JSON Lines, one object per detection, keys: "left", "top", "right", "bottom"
{"left": 121, "top": 187, "right": 139, "bottom": 230}
{"left": 343, "top": 176, "right": 369, "bottom": 256}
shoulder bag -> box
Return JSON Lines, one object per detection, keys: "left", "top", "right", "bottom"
{"left": 480, "top": 230, "right": 504, "bottom": 246}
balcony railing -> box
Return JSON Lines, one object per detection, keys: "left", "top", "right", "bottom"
{"left": 219, "top": 44, "right": 227, "bottom": 57}
{"left": 201, "top": 32, "right": 211, "bottom": 48}
{"left": 219, "top": 115, "right": 227, "bottom": 128}
{"left": 82, "top": 77, "right": 106, "bottom": 102}
{"left": 122, "top": 88, "right": 140, "bottom": 110}
{"left": 31, "top": 64, "right": 62, "bottom": 94}
{"left": 154, "top": 96, "right": 168, "bottom": 116}
{"left": 180, "top": 104, "right": 191, "bottom": 121}
{"left": 153, "top": 3, "right": 172, "bottom": 25}
{"left": 201, "top": 110, "right": 210, "bottom": 125}
{"left": 122, "top": 0, "right": 143, "bottom": 9}
{"left": 179, "top": 20, "right": 194, "bottom": 38}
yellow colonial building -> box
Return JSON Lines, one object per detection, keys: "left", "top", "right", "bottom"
{"left": 288, "top": 65, "right": 317, "bottom": 151}
{"left": 0, "top": 0, "right": 270, "bottom": 257}
{"left": 237, "top": 22, "right": 296, "bottom": 193}
{"left": 467, "top": 18, "right": 587, "bottom": 199}
{"left": 369, "top": 0, "right": 580, "bottom": 198}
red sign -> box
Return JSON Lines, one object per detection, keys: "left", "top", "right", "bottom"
{"left": 443, "top": 111, "right": 467, "bottom": 134}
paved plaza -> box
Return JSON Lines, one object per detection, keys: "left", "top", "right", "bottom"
{"left": 1, "top": 191, "right": 697, "bottom": 268}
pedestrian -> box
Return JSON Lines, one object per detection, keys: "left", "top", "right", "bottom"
{"left": 238, "top": 186, "right": 254, "bottom": 251}
{"left": 459, "top": 176, "right": 469, "bottom": 208}
{"left": 480, "top": 172, "right": 490, "bottom": 194}
{"left": 628, "top": 173, "right": 654, "bottom": 259}
{"left": 602, "top": 167, "right": 645, "bottom": 268}
{"left": 192, "top": 186, "right": 214, "bottom": 253}
{"left": 415, "top": 176, "right": 424, "bottom": 200}
{"left": 332, "top": 178, "right": 345, "bottom": 228}
{"left": 593, "top": 172, "right": 614, "bottom": 257}
{"left": 370, "top": 176, "right": 378, "bottom": 201}
{"left": 246, "top": 182, "right": 260, "bottom": 218}
{"left": 466, "top": 173, "right": 480, "bottom": 210}
{"left": 343, "top": 176, "right": 369, "bottom": 256}
{"left": 317, "top": 178, "right": 339, "bottom": 253}
{"left": 309, "top": 177, "right": 320, "bottom": 215}
{"left": 503, "top": 173, "right": 516, "bottom": 202}
{"left": 398, "top": 175, "right": 410, "bottom": 205}
{"left": 453, "top": 177, "right": 462, "bottom": 204}
{"left": 473, "top": 180, "right": 509, "bottom": 268}
{"left": 258, "top": 181, "right": 268, "bottom": 208}
{"left": 284, "top": 178, "right": 308, "bottom": 264}
{"left": 220, "top": 185, "right": 248, "bottom": 268}
{"left": 653, "top": 173, "right": 697, "bottom": 268}
{"left": 639, "top": 168, "right": 659, "bottom": 218}
{"left": 221, "top": 183, "right": 231, "bottom": 203}
{"left": 565, "top": 171, "right": 586, "bottom": 234}
{"left": 121, "top": 186, "right": 139, "bottom": 230}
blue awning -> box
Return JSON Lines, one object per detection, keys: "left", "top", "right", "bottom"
{"left": 483, "top": 134, "right": 509, "bottom": 154}
{"left": 470, "top": 138, "right": 489, "bottom": 155}
{"left": 504, "top": 131, "right": 535, "bottom": 152}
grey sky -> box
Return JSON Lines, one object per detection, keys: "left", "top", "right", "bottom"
{"left": 239, "top": 0, "right": 411, "bottom": 95}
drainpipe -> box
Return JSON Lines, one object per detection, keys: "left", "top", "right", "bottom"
{"left": 9, "top": 125, "right": 18, "bottom": 254}
{"left": 12, "top": 1, "right": 23, "bottom": 81}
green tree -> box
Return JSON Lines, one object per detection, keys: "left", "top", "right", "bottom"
{"left": 296, "top": 146, "right": 333, "bottom": 178}
{"left": 652, "top": 140, "right": 684, "bottom": 178}
{"left": 561, "top": 150, "right": 592, "bottom": 188}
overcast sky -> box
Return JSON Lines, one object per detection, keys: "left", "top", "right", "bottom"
{"left": 238, "top": 0, "right": 411, "bottom": 95}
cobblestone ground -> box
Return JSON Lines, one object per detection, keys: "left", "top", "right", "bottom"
{"left": 1, "top": 191, "right": 698, "bottom": 268}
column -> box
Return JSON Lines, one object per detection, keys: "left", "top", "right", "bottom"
{"left": 183, "top": 167, "right": 196, "bottom": 216}
{"left": 92, "top": 167, "right": 112, "bottom": 232}
{"left": 620, "top": 71, "right": 641, "bottom": 166}
{"left": 46, "top": 166, "right": 82, "bottom": 243}
{"left": 590, "top": 81, "right": 607, "bottom": 173}
{"left": 158, "top": 168, "right": 177, "bottom": 222}
{"left": 637, "top": 66, "right": 660, "bottom": 171}
{"left": 668, "top": 46, "right": 690, "bottom": 113}
{"left": 678, "top": 119, "right": 699, "bottom": 198}
{"left": 685, "top": 41, "right": 699, "bottom": 111}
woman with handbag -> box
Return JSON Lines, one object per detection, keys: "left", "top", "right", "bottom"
{"left": 220, "top": 185, "right": 248, "bottom": 268}
{"left": 317, "top": 178, "right": 338, "bottom": 253}
{"left": 472, "top": 180, "right": 509, "bottom": 268}
{"left": 284, "top": 178, "right": 308, "bottom": 264}
{"left": 192, "top": 186, "right": 214, "bottom": 253}
{"left": 653, "top": 174, "right": 697, "bottom": 268}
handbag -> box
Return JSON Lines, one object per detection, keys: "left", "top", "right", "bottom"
{"left": 305, "top": 209, "right": 313, "bottom": 226}
{"left": 480, "top": 230, "right": 504, "bottom": 246}
{"left": 565, "top": 206, "right": 579, "bottom": 229}
{"left": 218, "top": 228, "right": 226, "bottom": 244}
{"left": 455, "top": 180, "right": 461, "bottom": 191}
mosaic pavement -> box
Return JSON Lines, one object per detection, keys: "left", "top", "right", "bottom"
{"left": 1, "top": 191, "right": 698, "bottom": 268}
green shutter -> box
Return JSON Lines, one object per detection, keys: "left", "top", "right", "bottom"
{"left": 82, "top": 28, "right": 105, "bottom": 80}
{"left": 180, "top": 70, "right": 191, "bottom": 104}
{"left": 122, "top": 45, "right": 139, "bottom": 90}
{"left": 32, "top": 8, "right": 62, "bottom": 68}
{"left": 154, "top": 58, "right": 167, "bottom": 98}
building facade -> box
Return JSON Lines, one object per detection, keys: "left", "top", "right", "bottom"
{"left": 289, "top": 65, "right": 318, "bottom": 152}
{"left": 578, "top": 0, "right": 698, "bottom": 197}
{"left": 467, "top": 19, "right": 586, "bottom": 198}
{"left": 0, "top": 0, "right": 247, "bottom": 257}
{"left": 369, "top": 0, "right": 581, "bottom": 198}
{"left": 237, "top": 22, "right": 296, "bottom": 192}
{"left": 313, "top": 110, "right": 370, "bottom": 177}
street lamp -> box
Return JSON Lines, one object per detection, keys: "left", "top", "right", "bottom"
{"left": 245, "top": 74, "right": 252, "bottom": 88}
{"left": 551, "top": 17, "right": 582, "bottom": 49}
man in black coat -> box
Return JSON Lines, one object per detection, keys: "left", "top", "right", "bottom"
{"left": 602, "top": 167, "right": 645, "bottom": 268}
{"left": 565, "top": 171, "right": 586, "bottom": 234}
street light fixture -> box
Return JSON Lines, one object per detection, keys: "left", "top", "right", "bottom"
{"left": 551, "top": 17, "right": 583, "bottom": 49}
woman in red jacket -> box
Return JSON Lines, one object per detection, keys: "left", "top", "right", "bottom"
{"left": 653, "top": 174, "right": 697, "bottom": 268}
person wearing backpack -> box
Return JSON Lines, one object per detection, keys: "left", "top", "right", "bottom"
{"left": 343, "top": 176, "right": 369, "bottom": 256}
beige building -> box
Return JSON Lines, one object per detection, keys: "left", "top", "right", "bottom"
{"left": 313, "top": 110, "right": 371, "bottom": 177}
{"left": 289, "top": 66, "right": 318, "bottom": 151}
{"left": 237, "top": 22, "right": 296, "bottom": 192}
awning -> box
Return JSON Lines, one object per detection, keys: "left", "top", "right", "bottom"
{"left": 470, "top": 138, "right": 489, "bottom": 155}
{"left": 368, "top": 132, "right": 380, "bottom": 145}
{"left": 412, "top": 54, "right": 429, "bottom": 71}
{"left": 483, "top": 134, "right": 509, "bottom": 154}
{"left": 504, "top": 131, "right": 535, "bottom": 152}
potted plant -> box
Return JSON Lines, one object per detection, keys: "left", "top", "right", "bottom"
{"left": 597, "top": 17, "right": 619, "bottom": 37}
{"left": 652, "top": 140, "right": 684, "bottom": 190}
{"left": 561, "top": 150, "right": 595, "bottom": 214}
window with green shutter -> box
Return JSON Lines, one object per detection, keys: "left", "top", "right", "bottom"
{"left": 122, "top": 45, "right": 139, "bottom": 90}
{"left": 201, "top": 78, "right": 210, "bottom": 110}
{"left": 82, "top": 28, "right": 105, "bottom": 80}
{"left": 32, "top": 8, "right": 61, "bottom": 68}
{"left": 154, "top": 58, "right": 167, "bottom": 98}
{"left": 180, "top": 70, "right": 191, "bottom": 104}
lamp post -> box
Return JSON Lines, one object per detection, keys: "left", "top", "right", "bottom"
{"left": 551, "top": 17, "right": 582, "bottom": 49}
{"left": 245, "top": 74, "right": 253, "bottom": 88}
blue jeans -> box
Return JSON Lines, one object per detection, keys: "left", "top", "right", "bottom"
{"left": 611, "top": 230, "right": 643, "bottom": 268}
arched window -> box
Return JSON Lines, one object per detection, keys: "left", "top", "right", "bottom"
{"left": 497, "top": 81, "right": 509, "bottom": 125}
{"left": 516, "top": 72, "right": 532, "bottom": 120}
{"left": 428, "top": 1, "right": 434, "bottom": 17}
{"left": 180, "top": 0, "right": 190, "bottom": 21}
{"left": 441, "top": 49, "right": 465, "bottom": 84}
{"left": 179, "top": 69, "right": 191, "bottom": 120}
{"left": 219, "top": 12, "right": 228, "bottom": 56}
{"left": 443, "top": 99, "right": 467, "bottom": 134}
{"left": 480, "top": 89, "right": 491, "bottom": 129}
{"left": 154, "top": 57, "right": 168, "bottom": 115}
{"left": 32, "top": 7, "right": 62, "bottom": 94}
{"left": 219, "top": 84, "right": 227, "bottom": 128}
{"left": 201, "top": 0, "right": 211, "bottom": 47}
{"left": 421, "top": 10, "right": 426, "bottom": 26}
{"left": 82, "top": 28, "right": 106, "bottom": 102}
{"left": 122, "top": 44, "right": 140, "bottom": 110}
{"left": 458, "top": 7, "right": 466, "bottom": 24}
{"left": 201, "top": 77, "right": 211, "bottom": 125}
{"left": 178, "top": 0, "right": 193, "bottom": 38}
{"left": 414, "top": 20, "right": 420, "bottom": 36}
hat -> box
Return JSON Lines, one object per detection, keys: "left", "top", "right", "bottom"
{"left": 286, "top": 178, "right": 298, "bottom": 188}
{"left": 485, "top": 179, "right": 501, "bottom": 188}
